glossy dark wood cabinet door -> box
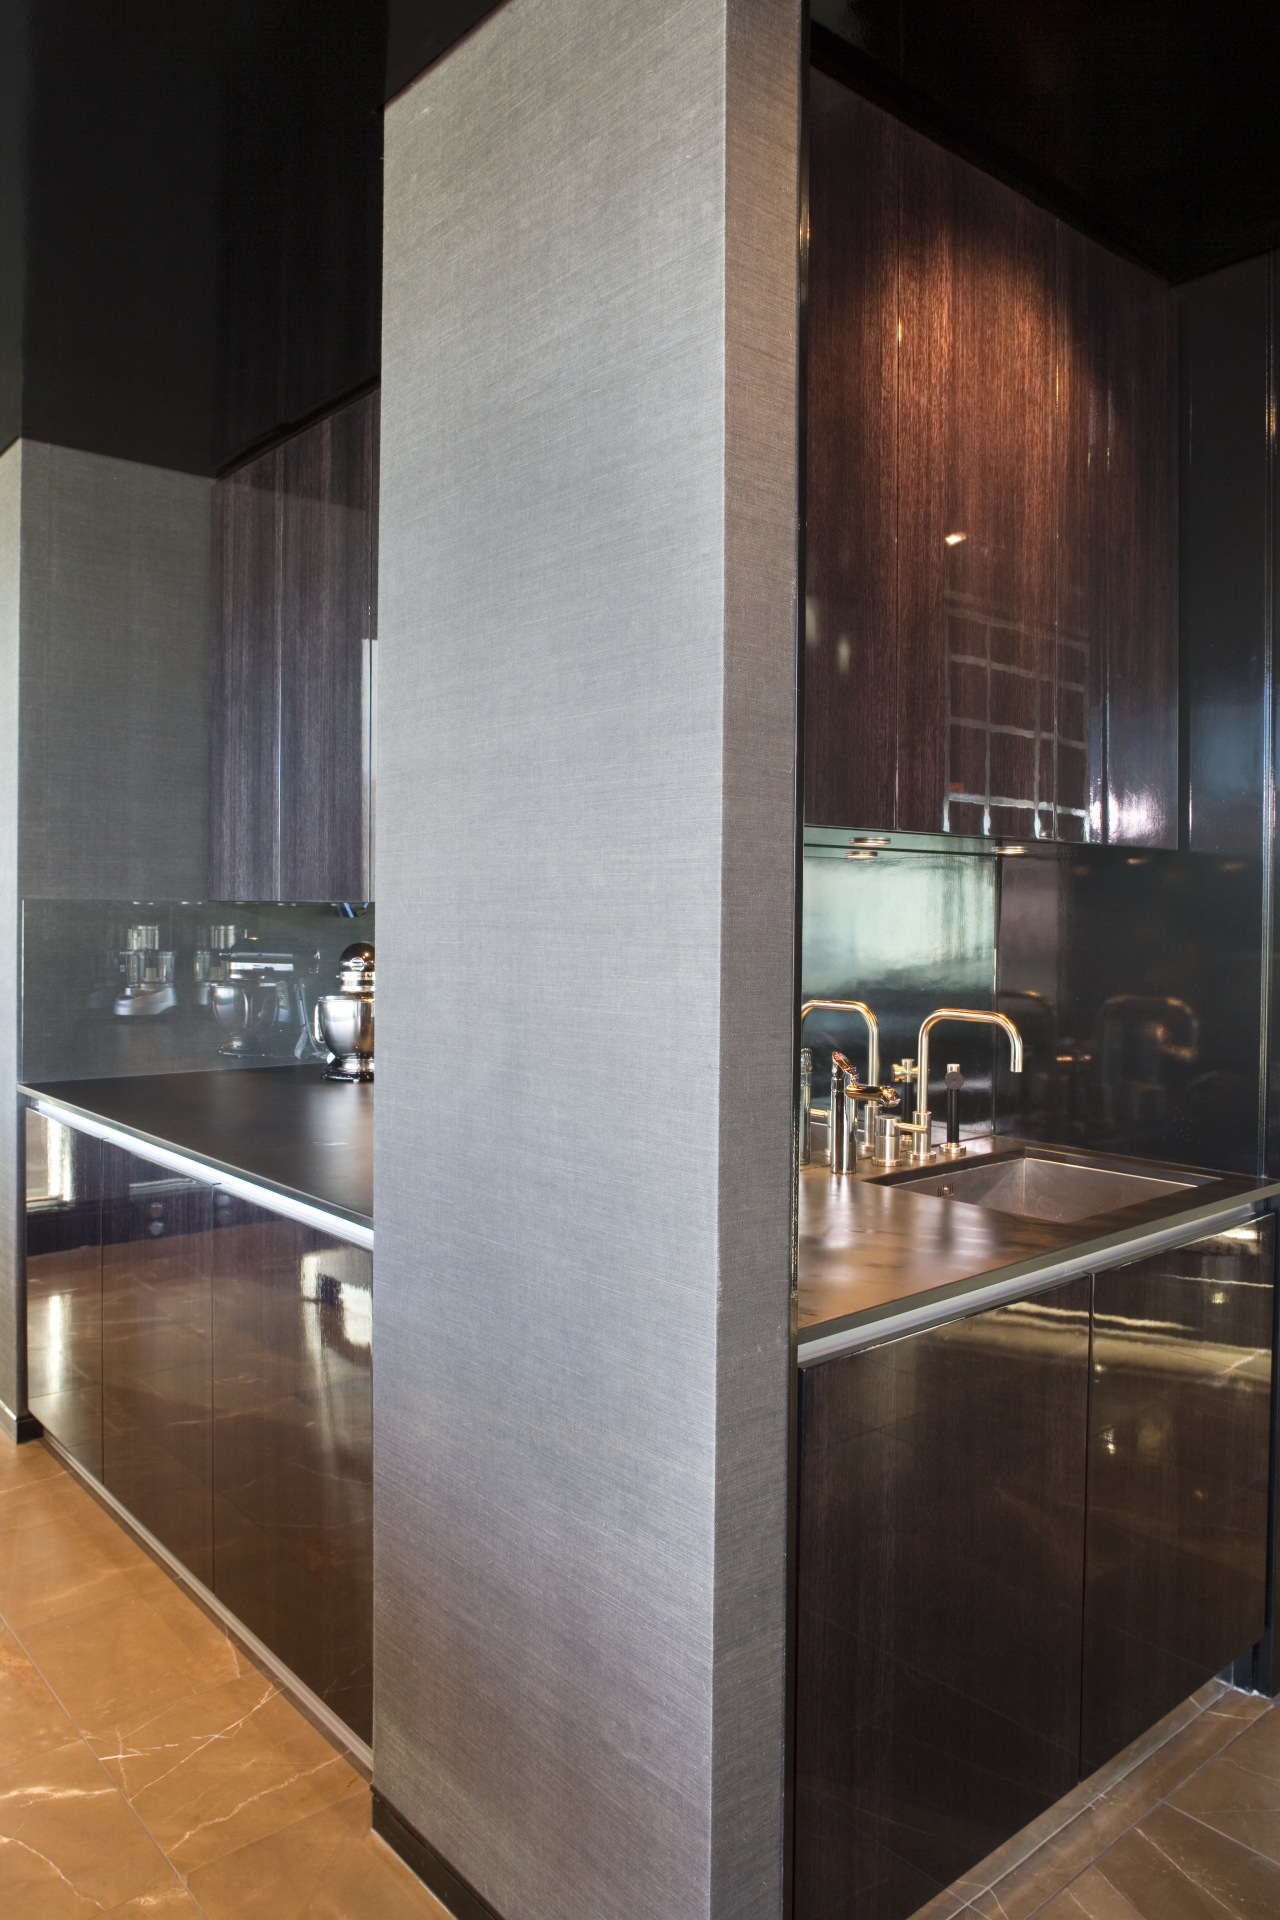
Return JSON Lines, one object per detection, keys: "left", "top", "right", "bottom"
{"left": 24, "top": 1112, "right": 103, "bottom": 1478}
{"left": 100, "top": 1146, "right": 214, "bottom": 1587}
{"left": 278, "top": 391, "right": 379, "bottom": 901}
{"left": 212, "top": 1197, "right": 372, "bottom": 1741}
{"left": 795, "top": 1280, "right": 1091, "bottom": 1920}
{"left": 210, "top": 445, "right": 283, "bottom": 898}
{"left": 1081, "top": 1220, "right": 1274, "bottom": 1772}
{"left": 897, "top": 117, "right": 1057, "bottom": 839}
{"left": 210, "top": 388, "right": 378, "bottom": 901}
{"left": 804, "top": 71, "right": 1178, "bottom": 845}
{"left": 805, "top": 75, "right": 899, "bottom": 832}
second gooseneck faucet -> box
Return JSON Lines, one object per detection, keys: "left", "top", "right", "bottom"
{"left": 802, "top": 1001, "right": 1024, "bottom": 1170}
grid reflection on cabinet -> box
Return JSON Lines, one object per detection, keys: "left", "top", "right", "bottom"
{"left": 944, "top": 597, "right": 1092, "bottom": 842}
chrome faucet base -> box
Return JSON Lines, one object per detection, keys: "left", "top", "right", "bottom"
{"left": 940, "top": 1140, "right": 967, "bottom": 1160}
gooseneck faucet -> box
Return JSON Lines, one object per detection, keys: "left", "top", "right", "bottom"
{"left": 800, "top": 999, "right": 880, "bottom": 1087}
{"left": 899, "top": 1008, "right": 1024, "bottom": 1163}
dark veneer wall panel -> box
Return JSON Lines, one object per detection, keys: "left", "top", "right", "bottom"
{"left": 804, "top": 75, "right": 899, "bottom": 832}
{"left": 210, "top": 389, "right": 378, "bottom": 901}
{"left": 806, "top": 72, "right": 1179, "bottom": 845}
{"left": 24, "top": 1115, "right": 103, "bottom": 1475}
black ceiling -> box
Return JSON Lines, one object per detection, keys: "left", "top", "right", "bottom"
{"left": 4, "top": 1, "right": 1279, "bottom": 473}
{"left": 812, "top": 0, "right": 1280, "bottom": 283}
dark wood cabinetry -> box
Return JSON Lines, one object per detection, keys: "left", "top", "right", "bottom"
{"left": 795, "top": 1280, "right": 1092, "bottom": 1920}
{"left": 806, "top": 72, "right": 1178, "bottom": 844}
{"left": 211, "top": 388, "right": 379, "bottom": 901}
{"left": 24, "top": 1113, "right": 104, "bottom": 1480}
{"left": 212, "top": 1197, "right": 373, "bottom": 1743}
{"left": 795, "top": 1222, "right": 1275, "bottom": 1920}
{"left": 100, "top": 1146, "right": 215, "bottom": 1589}
{"left": 1082, "top": 1220, "right": 1274, "bottom": 1770}
{"left": 22, "top": 1108, "right": 373, "bottom": 1744}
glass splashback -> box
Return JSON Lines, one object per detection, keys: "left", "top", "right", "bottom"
{"left": 22, "top": 900, "right": 374, "bottom": 1084}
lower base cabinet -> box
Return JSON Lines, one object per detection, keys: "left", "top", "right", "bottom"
{"left": 212, "top": 1197, "right": 373, "bottom": 1743}
{"left": 23, "top": 1108, "right": 373, "bottom": 1744}
{"left": 1082, "top": 1224, "right": 1274, "bottom": 1770}
{"left": 795, "top": 1219, "right": 1276, "bottom": 1920}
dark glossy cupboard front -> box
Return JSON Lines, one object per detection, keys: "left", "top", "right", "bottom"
{"left": 22, "top": 1109, "right": 373, "bottom": 1743}
{"left": 795, "top": 1281, "right": 1092, "bottom": 1920}
{"left": 212, "top": 1197, "right": 373, "bottom": 1743}
{"left": 1083, "top": 1221, "right": 1274, "bottom": 1770}
{"left": 795, "top": 1221, "right": 1275, "bottom": 1920}
{"left": 101, "top": 1145, "right": 215, "bottom": 1587}
{"left": 210, "top": 386, "right": 379, "bottom": 901}
{"left": 25, "top": 1112, "right": 104, "bottom": 1480}
{"left": 806, "top": 70, "right": 1178, "bottom": 845}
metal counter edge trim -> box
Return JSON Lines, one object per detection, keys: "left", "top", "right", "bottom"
{"left": 25, "top": 1093, "right": 374, "bottom": 1251}
{"left": 797, "top": 1191, "right": 1279, "bottom": 1366}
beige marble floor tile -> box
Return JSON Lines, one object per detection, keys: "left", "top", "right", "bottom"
{"left": 1168, "top": 1708, "right": 1280, "bottom": 1866}
{"left": 101, "top": 1891, "right": 206, "bottom": 1918}
{"left": 126, "top": 1573, "right": 251, "bottom": 1687}
{"left": 0, "top": 1438, "right": 62, "bottom": 1492}
{"left": 186, "top": 1789, "right": 453, "bottom": 1920}
{"left": 0, "top": 1737, "right": 175, "bottom": 1920}
{"left": 1064, "top": 1802, "right": 1280, "bottom": 1920}
{"left": 0, "top": 1512, "right": 150, "bottom": 1630}
{"left": 20, "top": 1587, "right": 239, "bottom": 1744}
{"left": 0, "top": 1472, "right": 107, "bottom": 1536}
{"left": 1033, "top": 1866, "right": 1148, "bottom": 1918}
{"left": 92, "top": 1668, "right": 362, "bottom": 1872}
{"left": 0, "top": 1627, "right": 80, "bottom": 1766}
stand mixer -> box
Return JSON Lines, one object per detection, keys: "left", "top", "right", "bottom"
{"left": 313, "top": 943, "right": 375, "bottom": 1081}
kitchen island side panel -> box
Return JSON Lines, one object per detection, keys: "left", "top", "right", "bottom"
{"left": 375, "top": 0, "right": 800, "bottom": 1915}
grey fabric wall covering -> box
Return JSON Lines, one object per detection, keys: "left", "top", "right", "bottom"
{"left": 374, "top": 0, "right": 801, "bottom": 1914}
{"left": 0, "top": 443, "right": 21, "bottom": 1429}
{"left": 18, "top": 442, "right": 211, "bottom": 900}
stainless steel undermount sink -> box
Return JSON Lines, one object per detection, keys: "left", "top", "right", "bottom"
{"left": 882, "top": 1151, "right": 1206, "bottom": 1225}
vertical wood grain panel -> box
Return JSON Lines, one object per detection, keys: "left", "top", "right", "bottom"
{"left": 897, "top": 125, "right": 1056, "bottom": 837}
{"left": 278, "top": 389, "right": 378, "bottom": 900}
{"left": 1098, "top": 251, "right": 1179, "bottom": 848}
{"left": 211, "top": 389, "right": 378, "bottom": 902}
{"left": 804, "top": 77, "right": 898, "bottom": 830}
{"left": 796, "top": 1280, "right": 1091, "bottom": 1920}
{"left": 209, "top": 450, "right": 281, "bottom": 898}
{"left": 1083, "top": 1223, "right": 1273, "bottom": 1770}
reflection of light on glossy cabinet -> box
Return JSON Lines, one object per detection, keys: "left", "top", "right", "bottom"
{"left": 23, "top": 1106, "right": 373, "bottom": 1746}
{"left": 24, "top": 1111, "right": 104, "bottom": 1480}
{"left": 805, "top": 70, "right": 1177, "bottom": 846}
{"left": 795, "top": 1221, "right": 1275, "bottom": 1920}
{"left": 212, "top": 1196, "right": 373, "bottom": 1744}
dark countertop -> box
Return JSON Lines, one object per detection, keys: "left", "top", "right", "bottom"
{"left": 798, "top": 1137, "right": 1280, "bottom": 1359}
{"left": 23, "top": 1067, "right": 373, "bottom": 1231}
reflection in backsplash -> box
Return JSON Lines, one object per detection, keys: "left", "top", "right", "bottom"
{"left": 802, "top": 840, "right": 999, "bottom": 1137}
{"left": 22, "top": 900, "right": 375, "bottom": 1084}
{"left": 803, "top": 834, "right": 1264, "bottom": 1174}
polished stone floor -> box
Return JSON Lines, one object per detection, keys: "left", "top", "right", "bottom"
{"left": 6, "top": 1429, "right": 1279, "bottom": 1920}
{"left": 921, "top": 1677, "right": 1280, "bottom": 1920}
{"left": 0, "top": 1434, "right": 448, "bottom": 1919}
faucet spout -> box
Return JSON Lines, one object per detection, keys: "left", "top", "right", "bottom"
{"left": 801, "top": 999, "right": 880, "bottom": 1087}
{"left": 910, "top": 1007, "right": 1024, "bottom": 1162}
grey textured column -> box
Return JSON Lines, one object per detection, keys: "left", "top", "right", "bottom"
{"left": 374, "top": 0, "right": 800, "bottom": 1915}
{"left": 0, "top": 444, "right": 21, "bottom": 1434}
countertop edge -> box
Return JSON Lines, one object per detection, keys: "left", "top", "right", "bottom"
{"left": 797, "top": 1180, "right": 1280, "bottom": 1367}
{"left": 21, "top": 1084, "right": 375, "bottom": 1249}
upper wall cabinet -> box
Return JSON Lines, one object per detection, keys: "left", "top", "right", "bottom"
{"left": 806, "top": 74, "right": 1178, "bottom": 846}
{"left": 210, "top": 389, "right": 379, "bottom": 901}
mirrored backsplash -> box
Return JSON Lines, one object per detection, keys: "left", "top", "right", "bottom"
{"left": 803, "top": 832, "right": 1264, "bottom": 1174}
{"left": 22, "top": 900, "right": 375, "bottom": 1084}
